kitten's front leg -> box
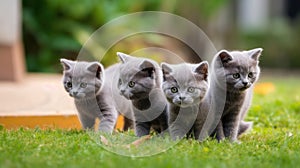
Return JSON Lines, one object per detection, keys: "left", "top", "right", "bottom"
{"left": 215, "top": 121, "right": 225, "bottom": 142}
{"left": 168, "top": 113, "right": 189, "bottom": 140}
{"left": 135, "top": 121, "right": 151, "bottom": 137}
{"left": 193, "top": 119, "right": 203, "bottom": 140}
{"left": 78, "top": 112, "right": 95, "bottom": 130}
{"left": 123, "top": 117, "right": 134, "bottom": 131}
{"left": 223, "top": 114, "right": 240, "bottom": 143}
{"left": 168, "top": 111, "right": 182, "bottom": 140}
{"left": 98, "top": 108, "right": 118, "bottom": 134}
{"left": 159, "top": 106, "right": 169, "bottom": 133}
{"left": 169, "top": 125, "right": 188, "bottom": 140}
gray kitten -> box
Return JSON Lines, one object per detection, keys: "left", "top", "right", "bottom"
{"left": 211, "top": 48, "right": 263, "bottom": 142}
{"left": 61, "top": 59, "right": 119, "bottom": 133}
{"left": 161, "top": 62, "right": 209, "bottom": 140}
{"left": 117, "top": 52, "right": 168, "bottom": 137}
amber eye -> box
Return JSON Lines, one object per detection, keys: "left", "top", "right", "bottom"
{"left": 128, "top": 81, "right": 135, "bottom": 88}
{"left": 80, "top": 82, "right": 87, "bottom": 88}
{"left": 171, "top": 87, "right": 178, "bottom": 93}
{"left": 66, "top": 81, "right": 72, "bottom": 88}
{"left": 248, "top": 72, "right": 254, "bottom": 78}
{"left": 187, "top": 87, "right": 195, "bottom": 93}
{"left": 233, "top": 73, "right": 240, "bottom": 79}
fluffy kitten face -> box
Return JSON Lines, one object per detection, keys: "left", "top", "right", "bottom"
{"left": 217, "top": 48, "right": 262, "bottom": 92}
{"left": 161, "top": 62, "right": 209, "bottom": 108}
{"left": 60, "top": 59, "right": 104, "bottom": 99}
{"left": 117, "top": 52, "right": 157, "bottom": 100}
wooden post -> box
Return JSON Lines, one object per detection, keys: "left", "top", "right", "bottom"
{"left": 0, "top": 0, "right": 25, "bottom": 82}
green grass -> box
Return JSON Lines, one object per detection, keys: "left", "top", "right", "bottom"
{"left": 1, "top": 76, "right": 300, "bottom": 168}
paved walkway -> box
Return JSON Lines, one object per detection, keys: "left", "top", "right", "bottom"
{"left": 0, "top": 73, "right": 81, "bottom": 129}
{"left": 0, "top": 73, "right": 76, "bottom": 116}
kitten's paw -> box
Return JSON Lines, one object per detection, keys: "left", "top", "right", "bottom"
{"left": 238, "top": 121, "right": 253, "bottom": 136}
{"left": 236, "top": 140, "right": 242, "bottom": 144}
{"left": 231, "top": 139, "right": 242, "bottom": 144}
{"left": 216, "top": 134, "right": 225, "bottom": 142}
{"left": 229, "top": 137, "right": 241, "bottom": 144}
{"left": 217, "top": 137, "right": 225, "bottom": 143}
{"left": 171, "top": 135, "right": 180, "bottom": 141}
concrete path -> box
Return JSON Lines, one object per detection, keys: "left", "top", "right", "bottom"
{"left": 0, "top": 73, "right": 76, "bottom": 115}
{"left": 0, "top": 73, "right": 80, "bottom": 129}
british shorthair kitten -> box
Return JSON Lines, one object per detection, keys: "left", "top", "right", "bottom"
{"left": 212, "top": 48, "right": 263, "bottom": 142}
{"left": 117, "top": 52, "right": 168, "bottom": 137}
{"left": 61, "top": 59, "right": 118, "bottom": 133}
{"left": 161, "top": 62, "right": 209, "bottom": 140}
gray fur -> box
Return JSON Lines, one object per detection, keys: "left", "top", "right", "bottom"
{"left": 100, "top": 63, "right": 134, "bottom": 131}
{"left": 211, "top": 48, "right": 262, "bottom": 142}
{"left": 161, "top": 62, "right": 209, "bottom": 140}
{"left": 61, "top": 59, "right": 132, "bottom": 133}
{"left": 117, "top": 52, "right": 168, "bottom": 137}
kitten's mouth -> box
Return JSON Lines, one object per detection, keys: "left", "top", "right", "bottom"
{"left": 173, "top": 101, "right": 194, "bottom": 107}
{"left": 69, "top": 93, "right": 85, "bottom": 99}
{"left": 239, "top": 85, "right": 251, "bottom": 91}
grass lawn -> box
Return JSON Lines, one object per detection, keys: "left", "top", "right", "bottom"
{"left": 1, "top": 75, "right": 300, "bottom": 168}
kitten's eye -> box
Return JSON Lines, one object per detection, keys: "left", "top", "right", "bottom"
{"left": 233, "top": 73, "right": 240, "bottom": 79}
{"left": 80, "top": 82, "right": 87, "bottom": 88}
{"left": 171, "top": 87, "right": 178, "bottom": 93}
{"left": 66, "top": 81, "right": 72, "bottom": 88}
{"left": 128, "top": 81, "right": 135, "bottom": 88}
{"left": 187, "top": 87, "right": 195, "bottom": 93}
{"left": 118, "top": 79, "right": 122, "bottom": 86}
{"left": 248, "top": 72, "right": 254, "bottom": 78}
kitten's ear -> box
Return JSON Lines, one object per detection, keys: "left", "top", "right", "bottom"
{"left": 161, "top": 62, "right": 173, "bottom": 81}
{"left": 117, "top": 52, "right": 132, "bottom": 63}
{"left": 87, "top": 62, "right": 104, "bottom": 79}
{"left": 60, "top": 58, "right": 75, "bottom": 71}
{"left": 248, "top": 48, "right": 263, "bottom": 61}
{"left": 161, "top": 62, "right": 172, "bottom": 75}
{"left": 218, "top": 50, "right": 233, "bottom": 64}
{"left": 194, "top": 61, "right": 209, "bottom": 81}
{"left": 139, "top": 60, "right": 155, "bottom": 78}
{"left": 139, "top": 60, "right": 155, "bottom": 69}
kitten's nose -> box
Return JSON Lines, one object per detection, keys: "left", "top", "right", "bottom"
{"left": 72, "top": 91, "right": 78, "bottom": 96}
{"left": 120, "top": 89, "right": 125, "bottom": 94}
{"left": 242, "top": 82, "right": 248, "bottom": 86}
{"left": 179, "top": 96, "right": 186, "bottom": 100}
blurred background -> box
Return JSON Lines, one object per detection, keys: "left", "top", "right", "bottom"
{"left": 14, "top": 0, "right": 300, "bottom": 74}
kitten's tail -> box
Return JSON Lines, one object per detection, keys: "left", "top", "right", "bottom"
{"left": 238, "top": 121, "right": 253, "bottom": 136}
